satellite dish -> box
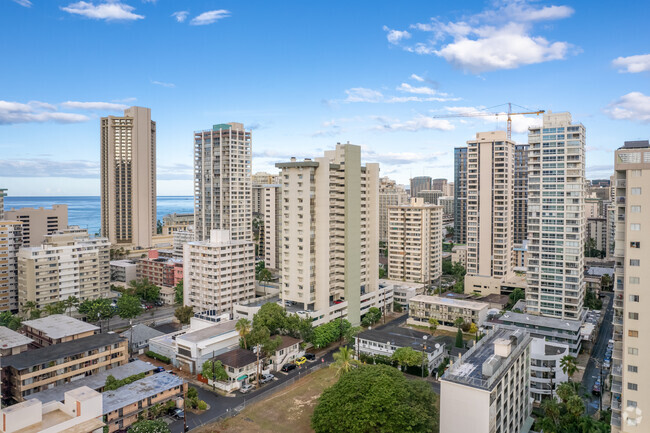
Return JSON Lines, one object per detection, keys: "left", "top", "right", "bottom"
{"left": 435, "top": 343, "right": 440, "bottom": 349}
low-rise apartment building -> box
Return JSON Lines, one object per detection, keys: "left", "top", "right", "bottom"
{"left": 408, "top": 294, "right": 488, "bottom": 329}
{"left": 380, "top": 279, "right": 425, "bottom": 308}
{"left": 4, "top": 204, "right": 68, "bottom": 247}
{"left": 0, "top": 326, "right": 32, "bottom": 356}
{"left": 529, "top": 337, "right": 569, "bottom": 403}
{"left": 109, "top": 260, "right": 137, "bottom": 283}
{"left": 451, "top": 245, "right": 467, "bottom": 267}
{"left": 21, "top": 314, "right": 99, "bottom": 347}
{"left": 0, "top": 333, "right": 128, "bottom": 402}
{"left": 137, "top": 250, "right": 183, "bottom": 287}
{"left": 440, "top": 328, "right": 532, "bottom": 433}
{"left": 0, "top": 386, "right": 104, "bottom": 433}
{"left": 103, "top": 372, "right": 186, "bottom": 433}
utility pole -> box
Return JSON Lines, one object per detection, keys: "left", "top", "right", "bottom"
{"left": 255, "top": 344, "right": 261, "bottom": 389}
{"left": 183, "top": 384, "right": 188, "bottom": 432}
{"left": 212, "top": 350, "right": 215, "bottom": 392}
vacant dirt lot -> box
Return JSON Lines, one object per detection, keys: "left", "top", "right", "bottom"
{"left": 195, "top": 367, "right": 338, "bottom": 433}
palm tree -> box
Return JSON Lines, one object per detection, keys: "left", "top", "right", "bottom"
{"left": 330, "top": 346, "right": 360, "bottom": 376}
{"left": 560, "top": 355, "right": 578, "bottom": 380}
{"left": 22, "top": 301, "right": 37, "bottom": 319}
{"left": 64, "top": 296, "right": 79, "bottom": 316}
{"left": 236, "top": 318, "right": 252, "bottom": 349}
{"left": 566, "top": 395, "right": 585, "bottom": 418}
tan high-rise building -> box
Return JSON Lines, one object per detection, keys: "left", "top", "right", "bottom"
{"left": 252, "top": 171, "right": 280, "bottom": 186}
{"left": 526, "top": 112, "right": 586, "bottom": 320}
{"left": 100, "top": 106, "right": 156, "bottom": 248}
{"left": 378, "top": 177, "right": 409, "bottom": 243}
{"left": 410, "top": 176, "right": 432, "bottom": 198}
{"left": 0, "top": 221, "right": 22, "bottom": 312}
{"left": 611, "top": 140, "right": 650, "bottom": 432}
{"left": 388, "top": 198, "right": 442, "bottom": 284}
{"left": 194, "top": 123, "right": 252, "bottom": 242}
{"left": 183, "top": 230, "right": 255, "bottom": 315}
{"left": 4, "top": 204, "right": 67, "bottom": 247}
{"left": 464, "top": 131, "right": 516, "bottom": 295}
{"left": 17, "top": 227, "right": 110, "bottom": 311}
{"left": 261, "top": 184, "right": 281, "bottom": 270}
{"left": 276, "top": 144, "right": 379, "bottom": 326}
{"left": 0, "top": 188, "right": 6, "bottom": 220}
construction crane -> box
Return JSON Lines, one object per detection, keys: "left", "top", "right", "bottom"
{"left": 431, "top": 102, "right": 545, "bottom": 139}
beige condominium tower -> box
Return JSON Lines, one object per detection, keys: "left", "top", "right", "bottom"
{"left": 276, "top": 143, "right": 379, "bottom": 326}
{"left": 463, "top": 131, "right": 516, "bottom": 295}
{"left": 611, "top": 140, "right": 650, "bottom": 432}
{"left": 194, "top": 123, "right": 252, "bottom": 242}
{"left": 100, "top": 106, "right": 156, "bottom": 248}
{"left": 378, "top": 177, "right": 409, "bottom": 243}
{"left": 526, "top": 112, "right": 586, "bottom": 320}
{"left": 387, "top": 198, "right": 443, "bottom": 285}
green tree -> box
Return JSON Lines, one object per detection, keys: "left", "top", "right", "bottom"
{"left": 64, "top": 296, "right": 79, "bottom": 316}
{"left": 365, "top": 307, "right": 382, "bottom": 324}
{"left": 378, "top": 266, "right": 387, "bottom": 279}
{"left": 22, "top": 301, "right": 38, "bottom": 319}
{"left": 236, "top": 318, "right": 252, "bottom": 349}
{"left": 560, "top": 355, "right": 578, "bottom": 380}
{"left": 174, "top": 281, "right": 183, "bottom": 305}
{"left": 331, "top": 346, "right": 360, "bottom": 376}
{"left": 391, "top": 347, "right": 424, "bottom": 370}
{"left": 128, "top": 419, "right": 170, "bottom": 433}
{"left": 556, "top": 381, "right": 575, "bottom": 403}
{"left": 428, "top": 317, "right": 439, "bottom": 334}
{"left": 311, "top": 365, "right": 438, "bottom": 433}
{"left": 601, "top": 273, "right": 612, "bottom": 290}
{"left": 442, "top": 260, "right": 453, "bottom": 275}
{"left": 117, "top": 294, "right": 142, "bottom": 321}
{"left": 455, "top": 328, "right": 464, "bottom": 348}
{"left": 0, "top": 311, "right": 22, "bottom": 330}
{"left": 454, "top": 316, "right": 464, "bottom": 329}
{"left": 156, "top": 219, "right": 163, "bottom": 235}
{"left": 44, "top": 301, "right": 66, "bottom": 316}
{"left": 469, "top": 322, "right": 479, "bottom": 341}
{"left": 508, "top": 288, "right": 525, "bottom": 308}
{"left": 255, "top": 260, "right": 266, "bottom": 275}
{"left": 252, "top": 302, "right": 287, "bottom": 335}
{"left": 174, "top": 305, "right": 194, "bottom": 325}
{"left": 201, "top": 360, "right": 228, "bottom": 381}
{"left": 343, "top": 326, "right": 361, "bottom": 345}
{"left": 128, "top": 278, "right": 161, "bottom": 303}
{"left": 566, "top": 395, "right": 585, "bottom": 418}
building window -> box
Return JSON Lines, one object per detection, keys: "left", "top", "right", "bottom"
{"left": 628, "top": 383, "right": 638, "bottom": 391}
{"left": 630, "top": 242, "right": 640, "bottom": 248}
{"left": 628, "top": 348, "right": 639, "bottom": 356}
{"left": 631, "top": 187, "right": 642, "bottom": 195}
{"left": 629, "top": 294, "right": 640, "bottom": 302}
{"left": 629, "top": 330, "right": 639, "bottom": 338}
{"left": 631, "top": 205, "right": 641, "bottom": 213}
{"left": 631, "top": 224, "right": 641, "bottom": 231}
{"left": 628, "top": 365, "right": 638, "bottom": 373}
{"left": 628, "top": 400, "right": 638, "bottom": 408}
{"left": 629, "top": 277, "right": 640, "bottom": 285}
{"left": 629, "top": 312, "right": 639, "bottom": 320}
{"left": 630, "top": 259, "right": 640, "bottom": 266}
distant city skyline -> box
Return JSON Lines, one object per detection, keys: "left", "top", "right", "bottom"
{"left": 1, "top": 0, "right": 649, "bottom": 196}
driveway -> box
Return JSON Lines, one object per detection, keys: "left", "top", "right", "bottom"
{"left": 582, "top": 292, "right": 613, "bottom": 415}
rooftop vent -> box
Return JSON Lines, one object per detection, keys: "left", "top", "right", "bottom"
{"left": 482, "top": 354, "right": 501, "bottom": 377}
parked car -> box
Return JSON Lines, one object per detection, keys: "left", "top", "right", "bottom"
{"left": 592, "top": 382, "right": 601, "bottom": 396}
{"left": 154, "top": 366, "right": 166, "bottom": 373}
{"left": 295, "top": 356, "right": 307, "bottom": 366}
{"left": 172, "top": 408, "right": 184, "bottom": 419}
{"left": 260, "top": 374, "right": 274, "bottom": 384}
{"left": 304, "top": 353, "right": 316, "bottom": 361}
{"left": 240, "top": 383, "right": 254, "bottom": 393}
{"left": 281, "top": 363, "right": 297, "bottom": 372}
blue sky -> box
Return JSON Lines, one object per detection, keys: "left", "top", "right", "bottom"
{"left": 1, "top": 0, "right": 649, "bottom": 196}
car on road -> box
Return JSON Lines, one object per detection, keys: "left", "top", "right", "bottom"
{"left": 259, "top": 374, "right": 274, "bottom": 384}
{"left": 592, "top": 380, "right": 601, "bottom": 396}
{"left": 281, "top": 363, "right": 297, "bottom": 372}
{"left": 304, "top": 353, "right": 316, "bottom": 361}
{"left": 240, "top": 383, "right": 254, "bottom": 393}
{"left": 295, "top": 356, "right": 307, "bottom": 366}
{"left": 171, "top": 408, "right": 184, "bottom": 419}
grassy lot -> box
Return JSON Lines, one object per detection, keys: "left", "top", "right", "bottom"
{"left": 195, "top": 367, "right": 338, "bottom": 433}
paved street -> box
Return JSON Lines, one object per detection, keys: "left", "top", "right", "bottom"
{"left": 582, "top": 292, "right": 613, "bottom": 415}
{"left": 104, "top": 305, "right": 177, "bottom": 332}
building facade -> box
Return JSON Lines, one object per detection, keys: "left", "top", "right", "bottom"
{"left": 416, "top": 189, "right": 443, "bottom": 205}
{"left": 464, "top": 131, "right": 516, "bottom": 295}
{"left": 378, "top": 177, "right": 409, "bottom": 243}
{"left": 438, "top": 196, "right": 454, "bottom": 217}
{"left": 387, "top": 198, "right": 443, "bottom": 285}
{"left": 4, "top": 205, "right": 67, "bottom": 247}
{"left": 183, "top": 230, "right": 255, "bottom": 315}
{"left": 514, "top": 144, "right": 529, "bottom": 245}
{"left": 194, "top": 122, "right": 252, "bottom": 242}
{"left": 432, "top": 178, "right": 447, "bottom": 192}
{"left": 161, "top": 212, "right": 193, "bottom": 235}
{"left": 276, "top": 144, "right": 379, "bottom": 326}
{"left": 408, "top": 294, "right": 488, "bottom": 329}
{"left": 100, "top": 106, "right": 156, "bottom": 248}
{"left": 454, "top": 147, "right": 468, "bottom": 244}
{"left": 587, "top": 217, "right": 608, "bottom": 253}
{"left": 611, "top": 140, "right": 650, "bottom": 432}
{"left": 137, "top": 250, "right": 183, "bottom": 288}
{"left": 410, "top": 176, "right": 432, "bottom": 198}
{"left": 261, "top": 184, "right": 281, "bottom": 269}
{"left": 17, "top": 228, "right": 110, "bottom": 311}
{"left": 529, "top": 337, "right": 569, "bottom": 403}
{"left": 0, "top": 188, "right": 5, "bottom": 220}
{"left": 440, "top": 329, "right": 532, "bottom": 433}
{"left": 0, "top": 221, "right": 22, "bottom": 312}
{"left": 21, "top": 314, "right": 99, "bottom": 347}
{"left": 526, "top": 112, "right": 586, "bottom": 320}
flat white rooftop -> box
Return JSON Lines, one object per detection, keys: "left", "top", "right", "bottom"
{"left": 0, "top": 326, "right": 33, "bottom": 349}
{"left": 22, "top": 314, "right": 99, "bottom": 339}
{"left": 410, "top": 294, "right": 488, "bottom": 310}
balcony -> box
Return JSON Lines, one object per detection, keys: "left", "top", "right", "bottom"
{"left": 611, "top": 379, "right": 622, "bottom": 394}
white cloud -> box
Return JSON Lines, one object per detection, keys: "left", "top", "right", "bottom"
{"left": 61, "top": 101, "right": 128, "bottom": 111}
{"left": 151, "top": 80, "right": 175, "bottom": 88}
{"left": 12, "top": 0, "right": 32, "bottom": 7}
{"left": 410, "top": 73, "right": 425, "bottom": 82}
{"left": 0, "top": 101, "right": 89, "bottom": 125}
{"left": 190, "top": 9, "right": 230, "bottom": 26}
{"left": 383, "top": 26, "right": 411, "bottom": 44}
{"left": 392, "top": 1, "right": 575, "bottom": 73}
{"left": 363, "top": 148, "right": 447, "bottom": 165}
{"left": 605, "top": 92, "right": 650, "bottom": 122}
{"left": 0, "top": 158, "right": 98, "bottom": 178}
{"left": 171, "top": 10, "right": 189, "bottom": 23}
{"left": 612, "top": 54, "right": 650, "bottom": 74}
{"left": 438, "top": 105, "right": 542, "bottom": 133}
{"left": 397, "top": 82, "right": 437, "bottom": 95}
{"left": 61, "top": 1, "right": 144, "bottom": 21}
{"left": 345, "top": 88, "right": 384, "bottom": 103}
{"left": 375, "top": 114, "right": 454, "bottom": 132}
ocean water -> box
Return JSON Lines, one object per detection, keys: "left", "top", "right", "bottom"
{"left": 3, "top": 196, "right": 194, "bottom": 235}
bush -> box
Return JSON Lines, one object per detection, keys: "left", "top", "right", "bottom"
{"left": 145, "top": 351, "right": 171, "bottom": 364}
{"left": 197, "top": 400, "right": 207, "bottom": 410}
{"left": 104, "top": 372, "right": 146, "bottom": 391}
{"left": 404, "top": 365, "right": 429, "bottom": 377}
{"left": 187, "top": 387, "right": 198, "bottom": 400}
{"left": 461, "top": 322, "right": 471, "bottom": 333}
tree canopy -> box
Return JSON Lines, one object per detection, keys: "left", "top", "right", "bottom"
{"left": 252, "top": 302, "right": 287, "bottom": 335}
{"left": 534, "top": 384, "right": 609, "bottom": 433}
{"left": 116, "top": 294, "right": 142, "bottom": 320}
{"left": 128, "top": 278, "right": 161, "bottom": 303}
{"left": 174, "top": 305, "right": 193, "bottom": 325}
{"left": 128, "top": 419, "right": 171, "bottom": 433}
{"left": 311, "top": 364, "right": 438, "bottom": 433}
{"left": 201, "top": 360, "right": 228, "bottom": 381}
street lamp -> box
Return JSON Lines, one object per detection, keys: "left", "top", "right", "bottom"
{"left": 422, "top": 335, "right": 428, "bottom": 378}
